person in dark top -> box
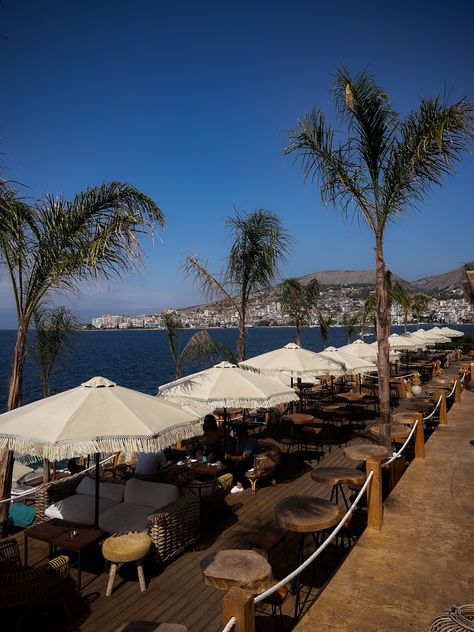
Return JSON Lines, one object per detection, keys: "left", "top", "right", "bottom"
{"left": 196, "top": 414, "right": 224, "bottom": 462}
{"left": 224, "top": 426, "right": 257, "bottom": 493}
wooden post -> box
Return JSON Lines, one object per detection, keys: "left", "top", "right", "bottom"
{"left": 366, "top": 458, "right": 383, "bottom": 530}
{"left": 351, "top": 372, "right": 360, "bottom": 394}
{"left": 223, "top": 587, "right": 255, "bottom": 632}
{"left": 413, "top": 412, "right": 425, "bottom": 459}
{"left": 438, "top": 390, "right": 447, "bottom": 425}
{"left": 399, "top": 377, "right": 407, "bottom": 400}
{"left": 470, "top": 363, "right": 474, "bottom": 382}
{"left": 454, "top": 379, "right": 461, "bottom": 403}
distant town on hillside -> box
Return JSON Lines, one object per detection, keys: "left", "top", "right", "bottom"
{"left": 89, "top": 263, "right": 474, "bottom": 330}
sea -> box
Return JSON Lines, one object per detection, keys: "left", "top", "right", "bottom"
{"left": 0, "top": 324, "right": 473, "bottom": 413}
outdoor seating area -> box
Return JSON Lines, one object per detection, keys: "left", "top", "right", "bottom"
{"left": 0, "top": 345, "right": 471, "bottom": 631}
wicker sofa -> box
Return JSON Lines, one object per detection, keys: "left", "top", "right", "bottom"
{"left": 35, "top": 471, "right": 200, "bottom": 566}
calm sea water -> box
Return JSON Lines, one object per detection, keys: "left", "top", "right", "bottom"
{"left": 0, "top": 324, "right": 472, "bottom": 412}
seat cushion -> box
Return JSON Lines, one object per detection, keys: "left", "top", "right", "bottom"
{"left": 124, "top": 478, "right": 178, "bottom": 509}
{"left": 45, "top": 494, "right": 119, "bottom": 525}
{"left": 76, "top": 476, "right": 125, "bottom": 503}
{"left": 99, "top": 502, "right": 156, "bottom": 533}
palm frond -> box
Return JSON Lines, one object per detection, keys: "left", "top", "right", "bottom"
{"left": 182, "top": 255, "right": 236, "bottom": 307}
{"left": 180, "top": 330, "right": 236, "bottom": 372}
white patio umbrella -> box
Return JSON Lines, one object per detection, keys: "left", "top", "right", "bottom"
{"left": 425, "top": 326, "right": 453, "bottom": 340}
{"left": 413, "top": 328, "right": 450, "bottom": 343}
{"left": 319, "top": 346, "right": 377, "bottom": 374}
{"left": 158, "top": 361, "right": 300, "bottom": 411}
{"left": 338, "top": 339, "right": 378, "bottom": 361}
{"left": 439, "top": 326, "right": 464, "bottom": 337}
{"left": 0, "top": 376, "right": 203, "bottom": 525}
{"left": 238, "top": 343, "right": 346, "bottom": 380}
{"left": 377, "top": 334, "right": 423, "bottom": 351}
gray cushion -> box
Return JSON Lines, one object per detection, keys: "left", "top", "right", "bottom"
{"left": 99, "top": 502, "right": 156, "bottom": 533}
{"left": 124, "top": 478, "right": 178, "bottom": 509}
{"left": 76, "top": 476, "right": 125, "bottom": 503}
{"left": 45, "top": 493, "right": 119, "bottom": 525}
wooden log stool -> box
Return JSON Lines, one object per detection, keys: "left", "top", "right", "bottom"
{"left": 201, "top": 549, "right": 272, "bottom": 593}
{"left": 102, "top": 531, "right": 151, "bottom": 596}
{"left": 274, "top": 495, "right": 340, "bottom": 621}
{"left": 311, "top": 466, "right": 365, "bottom": 509}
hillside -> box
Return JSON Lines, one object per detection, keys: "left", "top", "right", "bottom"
{"left": 297, "top": 269, "right": 409, "bottom": 287}
{"left": 412, "top": 262, "right": 474, "bottom": 292}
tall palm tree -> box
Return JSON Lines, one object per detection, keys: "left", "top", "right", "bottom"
{"left": 184, "top": 208, "right": 292, "bottom": 361}
{"left": 0, "top": 180, "right": 164, "bottom": 533}
{"left": 391, "top": 281, "right": 413, "bottom": 332}
{"left": 286, "top": 67, "right": 473, "bottom": 446}
{"left": 411, "top": 294, "right": 431, "bottom": 324}
{"left": 162, "top": 311, "right": 235, "bottom": 379}
{"left": 318, "top": 311, "right": 334, "bottom": 349}
{"left": 280, "top": 278, "right": 320, "bottom": 345}
{"left": 360, "top": 293, "right": 376, "bottom": 338}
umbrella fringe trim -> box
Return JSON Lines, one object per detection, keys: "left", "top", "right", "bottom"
{"left": 0, "top": 421, "right": 204, "bottom": 462}
{"left": 159, "top": 392, "right": 299, "bottom": 409}
{"left": 239, "top": 365, "right": 346, "bottom": 377}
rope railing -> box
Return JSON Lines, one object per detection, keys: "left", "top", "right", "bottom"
{"left": 0, "top": 454, "right": 116, "bottom": 506}
{"left": 220, "top": 616, "right": 236, "bottom": 632}
{"left": 446, "top": 380, "right": 458, "bottom": 399}
{"left": 254, "top": 471, "right": 374, "bottom": 604}
{"left": 423, "top": 395, "right": 443, "bottom": 422}
{"left": 382, "top": 420, "right": 419, "bottom": 468}
{"left": 361, "top": 372, "right": 414, "bottom": 381}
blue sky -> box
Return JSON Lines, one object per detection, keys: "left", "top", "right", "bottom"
{"left": 1, "top": 0, "right": 473, "bottom": 327}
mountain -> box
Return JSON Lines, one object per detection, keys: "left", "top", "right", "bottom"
{"left": 412, "top": 262, "right": 474, "bottom": 293}
{"left": 296, "top": 269, "right": 408, "bottom": 287}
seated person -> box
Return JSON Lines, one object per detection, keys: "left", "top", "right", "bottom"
{"left": 67, "top": 458, "right": 86, "bottom": 474}
{"left": 224, "top": 426, "right": 258, "bottom": 494}
{"left": 196, "top": 414, "right": 224, "bottom": 463}
{"left": 134, "top": 450, "right": 168, "bottom": 478}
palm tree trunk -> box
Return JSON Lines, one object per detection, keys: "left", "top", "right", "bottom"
{"left": 296, "top": 325, "right": 301, "bottom": 346}
{"left": 238, "top": 304, "right": 246, "bottom": 362}
{"left": 404, "top": 310, "right": 408, "bottom": 333}
{"left": 375, "top": 236, "right": 392, "bottom": 450}
{"left": 0, "top": 322, "right": 28, "bottom": 534}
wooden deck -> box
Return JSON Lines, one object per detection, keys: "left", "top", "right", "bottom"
{"left": 8, "top": 360, "right": 472, "bottom": 632}
{"left": 296, "top": 364, "right": 474, "bottom": 631}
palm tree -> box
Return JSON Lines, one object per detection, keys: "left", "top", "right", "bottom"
{"left": 342, "top": 311, "right": 360, "bottom": 344}
{"left": 280, "top": 278, "right": 320, "bottom": 345}
{"left": 391, "top": 281, "right": 413, "bottom": 332}
{"left": 162, "top": 311, "right": 235, "bottom": 379}
{"left": 0, "top": 180, "right": 164, "bottom": 533}
{"left": 286, "top": 67, "right": 473, "bottom": 446}
{"left": 30, "top": 305, "right": 79, "bottom": 483}
{"left": 318, "top": 311, "right": 334, "bottom": 349}
{"left": 184, "top": 208, "right": 292, "bottom": 361}
{"left": 411, "top": 294, "right": 431, "bottom": 324}
{"left": 360, "top": 293, "right": 376, "bottom": 338}
{"left": 31, "top": 305, "right": 79, "bottom": 398}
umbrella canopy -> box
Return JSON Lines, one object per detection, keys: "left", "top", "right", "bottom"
{"left": 158, "top": 361, "right": 300, "bottom": 410}
{"left": 338, "top": 339, "right": 378, "bottom": 361}
{"left": 413, "top": 328, "right": 450, "bottom": 343}
{"left": 377, "top": 334, "right": 424, "bottom": 351}
{"left": 438, "top": 326, "right": 464, "bottom": 337}
{"left": 238, "top": 343, "right": 345, "bottom": 378}
{"left": 0, "top": 376, "right": 203, "bottom": 461}
{"left": 12, "top": 460, "right": 34, "bottom": 485}
{"left": 319, "top": 347, "right": 377, "bottom": 374}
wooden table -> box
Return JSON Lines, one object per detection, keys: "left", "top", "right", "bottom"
{"left": 393, "top": 411, "right": 417, "bottom": 425}
{"left": 281, "top": 413, "right": 314, "bottom": 426}
{"left": 191, "top": 462, "right": 229, "bottom": 479}
{"left": 274, "top": 495, "right": 340, "bottom": 620}
{"left": 344, "top": 444, "right": 388, "bottom": 462}
{"left": 201, "top": 549, "right": 272, "bottom": 593}
{"left": 24, "top": 518, "right": 103, "bottom": 589}
{"left": 336, "top": 393, "right": 366, "bottom": 404}
{"left": 311, "top": 467, "right": 365, "bottom": 508}
{"left": 368, "top": 423, "right": 411, "bottom": 442}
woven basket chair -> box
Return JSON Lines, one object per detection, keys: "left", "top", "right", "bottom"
{"left": 0, "top": 538, "right": 71, "bottom": 618}
{"left": 245, "top": 442, "right": 282, "bottom": 495}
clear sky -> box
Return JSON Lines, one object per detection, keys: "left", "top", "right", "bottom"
{"left": 1, "top": 0, "right": 473, "bottom": 327}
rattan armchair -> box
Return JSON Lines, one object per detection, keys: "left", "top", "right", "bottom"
{"left": 0, "top": 538, "right": 70, "bottom": 612}
{"left": 245, "top": 442, "right": 282, "bottom": 494}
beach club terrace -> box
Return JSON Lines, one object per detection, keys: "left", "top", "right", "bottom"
{"left": 1, "top": 352, "right": 473, "bottom": 632}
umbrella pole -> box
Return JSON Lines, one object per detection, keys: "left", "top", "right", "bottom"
{"left": 94, "top": 453, "right": 100, "bottom": 529}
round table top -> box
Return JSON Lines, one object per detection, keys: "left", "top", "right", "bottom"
{"left": 201, "top": 549, "right": 272, "bottom": 592}
{"left": 311, "top": 467, "right": 366, "bottom": 486}
{"left": 393, "top": 411, "right": 417, "bottom": 425}
{"left": 344, "top": 443, "right": 388, "bottom": 462}
{"left": 368, "top": 424, "right": 411, "bottom": 441}
{"left": 281, "top": 413, "right": 314, "bottom": 425}
{"left": 274, "top": 495, "right": 340, "bottom": 533}
{"left": 318, "top": 403, "right": 346, "bottom": 412}
{"left": 336, "top": 393, "right": 366, "bottom": 403}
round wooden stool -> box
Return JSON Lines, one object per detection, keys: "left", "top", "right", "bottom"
{"left": 274, "top": 495, "right": 340, "bottom": 621}
{"left": 344, "top": 444, "right": 388, "bottom": 462}
{"left": 311, "top": 466, "right": 366, "bottom": 508}
{"left": 368, "top": 423, "right": 411, "bottom": 442}
{"left": 201, "top": 549, "right": 272, "bottom": 593}
{"left": 102, "top": 531, "right": 151, "bottom": 596}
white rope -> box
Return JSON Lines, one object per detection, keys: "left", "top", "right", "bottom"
{"left": 447, "top": 380, "right": 458, "bottom": 399}
{"left": 221, "top": 616, "right": 236, "bottom": 632}
{"left": 254, "top": 471, "right": 374, "bottom": 604}
{"left": 383, "top": 420, "right": 418, "bottom": 467}
{"left": 459, "top": 371, "right": 465, "bottom": 384}
{"left": 423, "top": 396, "right": 443, "bottom": 422}
{"left": 361, "top": 373, "right": 414, "bottom": 381}
{"left": 0, "top": 454, "right": 116, "bottom": 506}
